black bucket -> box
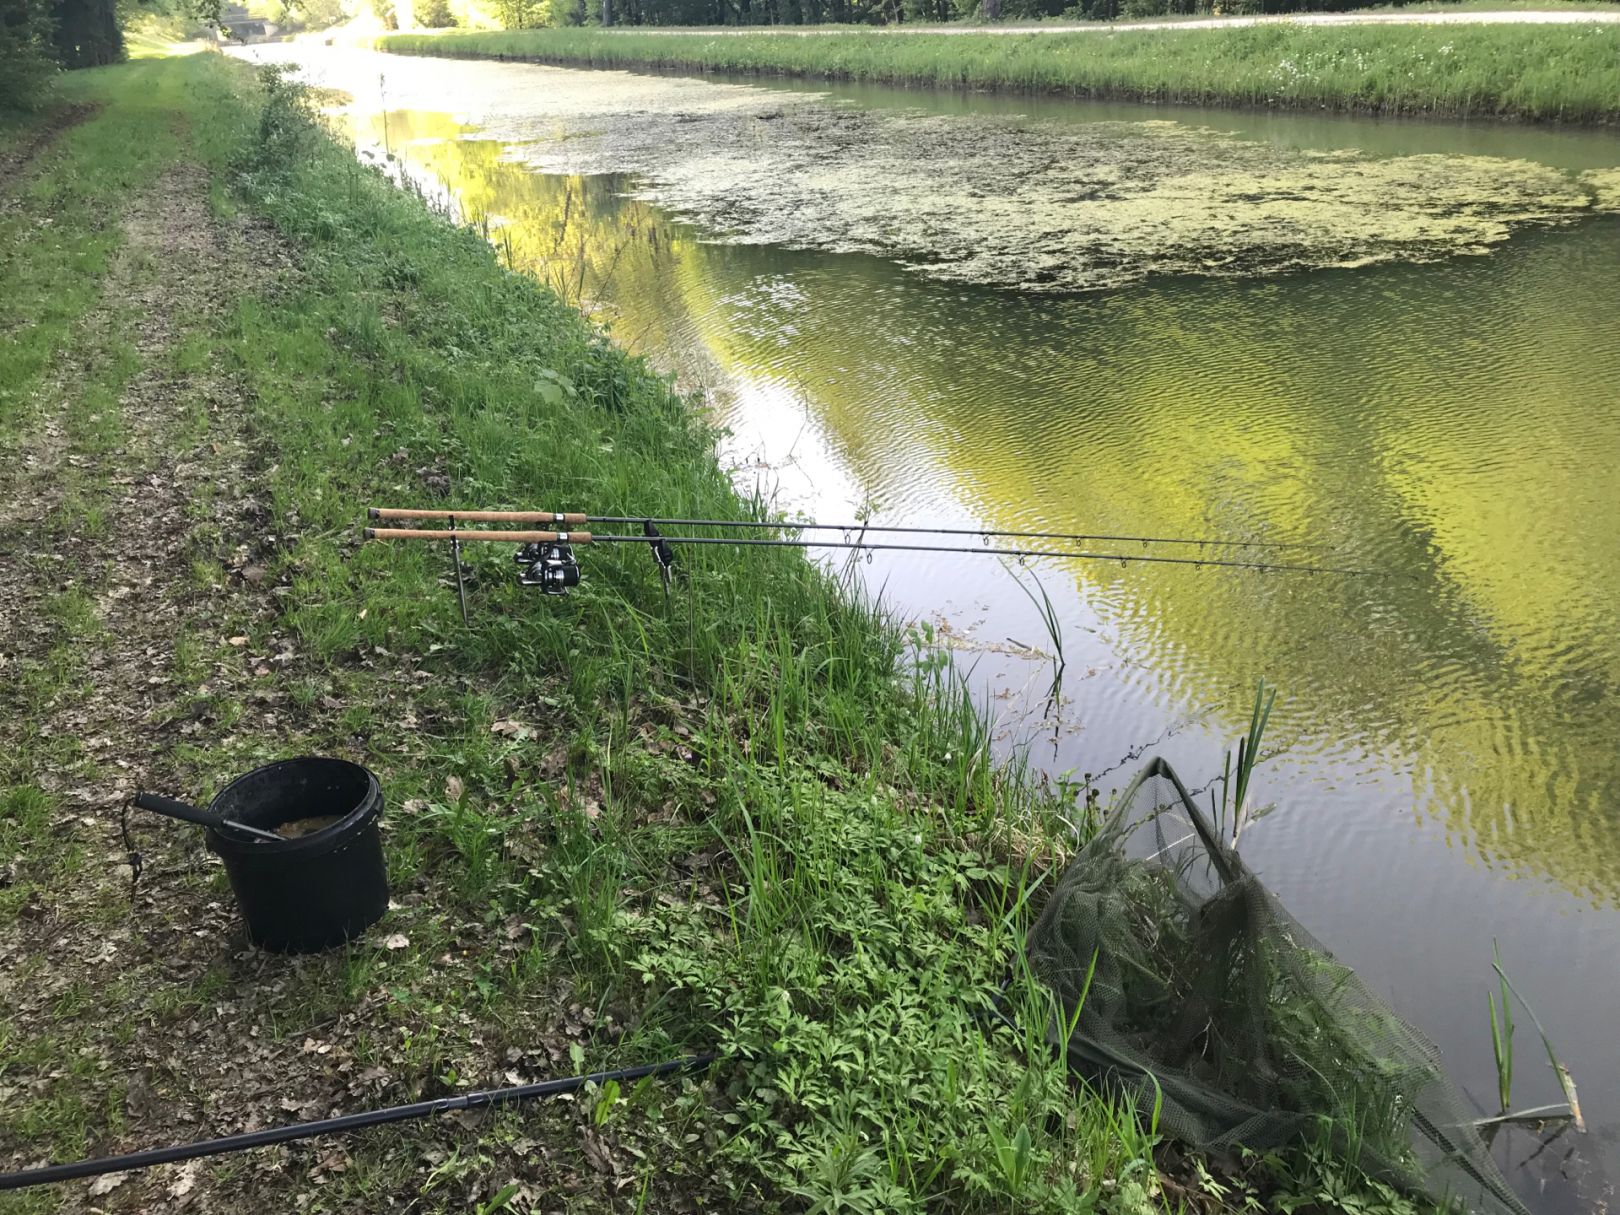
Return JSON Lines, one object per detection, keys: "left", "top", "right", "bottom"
{"left": 206, "top": 757, "right": 389, "bottom": 954}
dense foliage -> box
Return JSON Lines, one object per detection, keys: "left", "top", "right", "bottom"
{"left": 51, "top": 0, "right": 120, "bottom": 64}
{"left": 0, "top": 0, "right": 229, "bottom": 113}
{"left": 0, "top": 0, "right": 58, "bottom": 111}
{"left": 0, "top": 0, "right": 125, "bottom": 113}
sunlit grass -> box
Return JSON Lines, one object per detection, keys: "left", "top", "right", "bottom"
{"left": 0, "top": 60, "right": 192, "bottom": 433}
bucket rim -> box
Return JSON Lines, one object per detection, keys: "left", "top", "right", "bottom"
{"left": 206, "top": 756, "right": 382, "bottom": 857}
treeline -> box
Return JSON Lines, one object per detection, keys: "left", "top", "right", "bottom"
{"left": 501, "top": 0, "right": 1408, "bottom": 30}
{"left": 2, "top": 0, "right": 124, "bottom": 112}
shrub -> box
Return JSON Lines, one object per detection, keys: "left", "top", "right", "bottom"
{"left": 0, "top": 0, "right": 58, "bottom": 113}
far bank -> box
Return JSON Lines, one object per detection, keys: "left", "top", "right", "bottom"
{"left": 375, "top": 20, "right": 1620, "bottom": 123}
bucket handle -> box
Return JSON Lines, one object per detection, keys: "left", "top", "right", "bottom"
{"left": 132, "top": 792, "right": 282, "bottom": 843}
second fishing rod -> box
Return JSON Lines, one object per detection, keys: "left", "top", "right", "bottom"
{"left": 366, "top": 507, "right": 1333, "bottom": 552}
{"left": 362, "top": 511, "right": 1385, "bottom": 601}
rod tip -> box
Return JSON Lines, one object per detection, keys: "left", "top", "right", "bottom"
{"left": 367, "top": 507, "right": 380, "bottom": 520}
{"left": 363, "top": 528, "right": 376, "bottom": 540}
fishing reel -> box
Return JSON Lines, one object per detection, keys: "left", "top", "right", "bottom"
{"left": 515, "top": 540, "right": 581, "bottom": 595}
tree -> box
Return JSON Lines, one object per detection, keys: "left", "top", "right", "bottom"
{"left": 1, "top": 0, "right": 57, "bottom": 109}
{"left": 51, "top": 0, "right": 121, "bottom": 65}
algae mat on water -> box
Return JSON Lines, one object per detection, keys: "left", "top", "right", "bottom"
{"left": 302, "top": 49, "right": 1620, "bottom": 294}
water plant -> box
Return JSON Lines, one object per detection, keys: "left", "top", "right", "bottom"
{"left": 1008, "top": 564, "right": 1066, "bottom": 715}
{"left": 1211, "top": 677, "right": 1275, "bottom": 848}
{"left": 1490, "top": 947, "right": 1584, "bottom": 1133}
{"left": 1487, "top": 941, "right": 1514, "bottom": 1115}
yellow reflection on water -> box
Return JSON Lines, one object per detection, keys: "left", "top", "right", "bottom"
{"left": 364, "top": 109, "right": 1620, "bottom": 906}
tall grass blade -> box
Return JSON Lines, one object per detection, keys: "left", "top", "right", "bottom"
{"left": 1492, "top": 949, "right": 1583, "bottom": 1133}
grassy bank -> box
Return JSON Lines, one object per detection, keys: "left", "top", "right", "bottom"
{"left": 0, "top": 49, "right": 1442, "bottom": 1215}
{"left": 0, "top": 50, "right": 1104, "bottom": 1215}
{"left": 378, "top": 21, "right": 1620, "bottom": 122}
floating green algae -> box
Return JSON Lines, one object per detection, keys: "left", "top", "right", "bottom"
{"left": 477, "top": 76, "right": 1617, "bottom": 293}
{"left": 286, "top": 48, "right": 1619, "bottom": 294}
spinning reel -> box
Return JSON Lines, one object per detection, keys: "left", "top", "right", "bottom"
{"left": 515, "top": 539, "right": 582, "bottom": 594}
{"left": 514, "top": 522, "right": 673, "bottom": 598}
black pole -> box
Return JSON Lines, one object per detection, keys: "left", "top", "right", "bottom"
{"left": 0, "top": 1055, "right": 717, "bottom": 1193}
{"left": 584, "top": 515, "right": 1333, "bottom": 551}
{"left": 577, "top": 533, "right": 1380, "bottom": 577}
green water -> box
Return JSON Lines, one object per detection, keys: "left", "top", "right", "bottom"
{"left": 257, "top": 45, "right": 1620, "bottom": 1209}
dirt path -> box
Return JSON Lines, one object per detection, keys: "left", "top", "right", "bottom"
{"left": 0, "top": 135, "right": 665, "bottom": 1214}
{"left": 0, "top": 158, "right": 284, "bottom": 822}
{"left": 0, "top": 103, "right": 98, "bottom": 201}
{"left": 0, "top": 159, "right": 318, "bottom": 1211}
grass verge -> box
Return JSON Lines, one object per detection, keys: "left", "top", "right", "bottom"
{"left": 0, "top": 51, "right": 1443, "bottom": 1215}
{"left": 377, "top": 21, "right": 1620, "bottom": 122}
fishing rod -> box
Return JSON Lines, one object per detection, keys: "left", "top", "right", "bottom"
{"left": 367, "top": 508, "right": 1332, "bottom": 551}
{"left": 0, "top": 1054, "right": 716, "bottom": 1193}
{"left": 366, "top": 527, "right": 1374, "bottom": 575}
{"left": 361, "top": 508, "right": 1385, "bottom": 614}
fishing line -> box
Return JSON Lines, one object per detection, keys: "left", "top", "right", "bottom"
{"left": 579, "top": 533, "right": 1371, "bottom": 576}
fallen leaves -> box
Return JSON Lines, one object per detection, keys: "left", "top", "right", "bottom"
{"left": 167, "top": 1161, "right": 199, "bottom": 1198}
{"left": 88, "top": 1171, "right": 128, "bottom": 1196}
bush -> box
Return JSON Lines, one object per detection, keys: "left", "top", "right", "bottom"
{"left": 415, "top": 0, "right": 457, "bottom": 25}
{"left": 0, "top": 0, "right": 58, "bottom": 114}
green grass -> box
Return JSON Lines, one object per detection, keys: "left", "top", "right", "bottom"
{"left": 378, "top": 20, "right": 1620, "bottom": 122}
{"left": 0, "top": 53, "right": 1444, "bottom": 1214}
{"left": 205, "top": 70, "right": 1094, "bottom": 1179}
{"left": 0, "top": 71, "right": 190, "bottom": 432}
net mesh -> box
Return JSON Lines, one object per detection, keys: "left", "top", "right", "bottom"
{"left": 1027, "top": 758, "right": 1528, "bottom": 1215}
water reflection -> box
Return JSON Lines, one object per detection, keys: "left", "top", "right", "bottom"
{"left": 370, "top": 110, "right": 1620, "bottom": 908}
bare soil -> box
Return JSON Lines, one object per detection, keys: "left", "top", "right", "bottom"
{"left": 0, "top": 104, "right": 99, "bottom": 201}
